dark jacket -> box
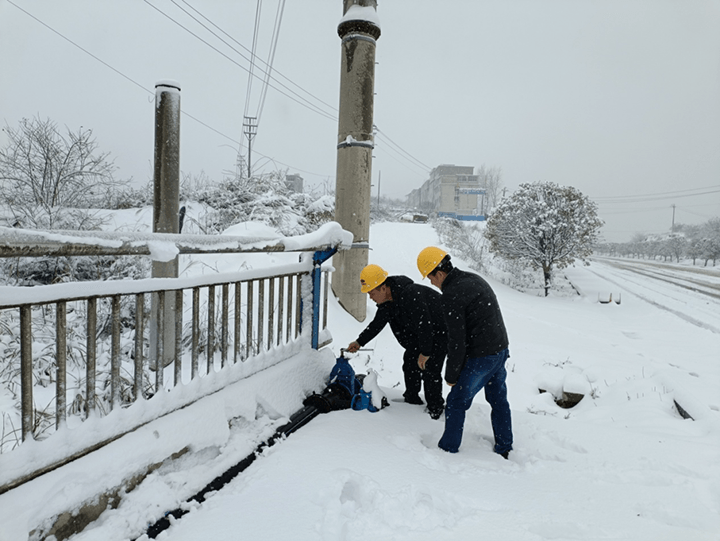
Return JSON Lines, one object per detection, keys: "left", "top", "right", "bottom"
{"left": 357, "top": 275, "right": 447, "bottom": 356}
{"left": 440, "top": 268, "right": 509, "bottom": 384}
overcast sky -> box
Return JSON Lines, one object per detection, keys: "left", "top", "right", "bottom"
{"left": 1, "top": 0, "right": 719, "bottom": 242}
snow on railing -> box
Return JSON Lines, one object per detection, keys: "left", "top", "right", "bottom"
{"left": 0, "top": 223, "right": 351, "bottom": 493}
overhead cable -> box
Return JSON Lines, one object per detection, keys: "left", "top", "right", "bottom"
{"left": 145, "top": 0, "right": 338, "bottom": 122}
{"left": 244, "top": 0, "right": 262, "bottom": 120}
{"left": 177, "top": 0, "right": 337, "bottom": 117}
{"left": 592, "top": 184, "right": 720, "bottom": 204}
{"left": 6, "top": 0, "right": 152, "bottom": 98}
{"left": 256, "top": 0, "right": 286, "bottom": 125}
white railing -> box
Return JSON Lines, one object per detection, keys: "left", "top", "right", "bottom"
{"left": 0, "top": 223, "right": 349, "bottom": 492}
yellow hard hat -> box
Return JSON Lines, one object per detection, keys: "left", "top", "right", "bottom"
{"left": 417, "top": 246, "right": 448, "bottom": 279}
{"left": 360, "top": 264, "right": 389, "bottom": 293}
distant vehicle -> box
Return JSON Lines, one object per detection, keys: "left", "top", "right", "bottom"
{"left": 399, "top": 212, "right": 428, "bottom": 223}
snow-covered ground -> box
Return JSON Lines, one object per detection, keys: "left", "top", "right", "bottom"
{"left": 1, "top": 221, "right": 719, "bottom": 541}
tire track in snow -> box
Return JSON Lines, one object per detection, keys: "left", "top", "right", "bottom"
{"left": 587, "top": 269, "right": 720, "bottom": 335}
{"left": 598, "top": 259, "right": 720, "bottom": 301}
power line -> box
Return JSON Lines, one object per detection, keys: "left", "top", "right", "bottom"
{"left": 598, "top": 206, "right": 670, "bottom": 215}
{"left": 176, "top": 0, "right": 337, "bottom": 117}
{"left": 144, "top": 0, "right": 338, "bottom": 122}
{"left": 244, "top": 0, "right": 262, "bottom": 120}
{"left": 8, "top": 1, "right": 432, "bottom": 183}
{"left": 150, "top": 1, "right": 466, "bottom": 182}
{"left": 592, "top": 184, "right": 720, "bottom": 203}
{"left": 256, "top": 0, "right": 286, "bottom": 125}
{"left": 373, "top": 143, "right": 429, "bottom": 179}
{"left": 374, "top": 126, "right": 430, "bottom": 172}
{"left": 6, "top": 0, "right": 335, "bottom": 178}
{"left": 6, "top": 0, "right": 152, "bottom": 98}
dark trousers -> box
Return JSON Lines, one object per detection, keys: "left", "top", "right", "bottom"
{"left": 438, "top": 348, "right": 512, "bottom": 454}
{"left": 402, "top": 344, "right": 446, "bottom": 412}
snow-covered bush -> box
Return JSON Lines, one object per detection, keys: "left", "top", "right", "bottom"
{"left": 186, "top": 170, "right": 333, "bottom": 237}
{"left": 433, "top": 217, "right": 486, "bottom": 273}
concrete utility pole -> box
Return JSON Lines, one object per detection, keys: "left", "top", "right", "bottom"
{"left": 151, "top": 81, "right": 181, "bottom": 369}
{"left": 333, "top": 0, "right": 381, "bottom": 321}
{"left": 671, "top": 204, "right": 676, "bottom": 232}
{"left": 243, "top": 116, "right": 257, "bottom": 178}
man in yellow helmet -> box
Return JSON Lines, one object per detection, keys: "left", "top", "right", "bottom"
{"left": 417, "top": 246, "right": 513, "bottom": 458}
{"left": 346, "top": 264, "right": 448, "bottom": 419}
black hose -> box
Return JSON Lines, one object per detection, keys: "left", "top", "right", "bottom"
{"left": 141, "top": 404, "right": 321, "bottom": 539}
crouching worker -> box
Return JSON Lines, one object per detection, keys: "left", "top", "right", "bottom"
{"left": 346, "top": 264, "right": 447, "bottom": 419}
{"left": 417, "top": 247, "right": 513, "bottom": 458}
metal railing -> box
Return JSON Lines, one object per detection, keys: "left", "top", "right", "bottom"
{"left": 0, "top": 225, "right": 345, "bottom": 492}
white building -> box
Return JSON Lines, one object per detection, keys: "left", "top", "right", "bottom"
{"left": 407, "top": 165, "right": 486, "bottom": 220}
{"left": 285, "top": 174, "right": 304, "bottom": 193}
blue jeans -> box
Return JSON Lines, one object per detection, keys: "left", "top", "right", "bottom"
{"left": 438, "top": 349, "right": 513, "bottom": 454}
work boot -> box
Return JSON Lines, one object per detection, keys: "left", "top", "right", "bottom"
{"left": 427, "top": 407, "right": 444, "bottom": 420}
{"left": 403, "top": 394, "right": 424, "bottom": 405}
{"left": 500, "top": 451, "right": 510, "bottom": 460}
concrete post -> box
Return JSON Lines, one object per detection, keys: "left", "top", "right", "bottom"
{"left": 151, "top": 81, "right": 181, "bottom": 370}
{"left": 332, "top": 0, "right": 381, "bottom": 321}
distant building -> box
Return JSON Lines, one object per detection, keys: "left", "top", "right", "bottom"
{"left": 285, "top": 174, "right": 304, "bottom": 193}
{"left": 407, "top": 164, "right": 486, "bottom": 220}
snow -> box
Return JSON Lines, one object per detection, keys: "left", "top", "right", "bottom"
{"left": 0, "top": 220, "right": 352, "bottom": 261}
{"left": 339, "top": 5, "right": 381, "bottom": 30}
{"left": 1, "top": 221, "right": 719, "bottom": 540}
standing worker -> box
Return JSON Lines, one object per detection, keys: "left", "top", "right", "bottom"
{"left": 417, "top": 247, "right": 513, "bottom": 458}
{"left": 346, "top": 264, "right": 447, "bottom": 419}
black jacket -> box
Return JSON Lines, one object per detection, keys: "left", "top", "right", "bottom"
{"left": 440, "top": 268, "right": 509, "bottom": 384}
{"left": 357, "top": 275, "right": 447, "bottom": 356}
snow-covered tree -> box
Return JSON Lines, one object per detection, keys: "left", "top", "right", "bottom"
{"left": 485, "top": 181, "right": 603, "bottom": 296}
{"left": 698, "top": 217, "right": 720, "bottom": 266}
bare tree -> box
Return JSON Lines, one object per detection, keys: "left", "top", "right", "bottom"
{"left": 475, "top": 164, "right": 503, "bottom": 212}
{"left": 0, "top": 117, "right": 122, "bottom": 229}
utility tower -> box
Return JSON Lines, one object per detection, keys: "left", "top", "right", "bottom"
{"left": 333, "top": 0, "right": 381, "bottom": 321}
{"left": 243, "top": 116, "right": 257, "bottom": 178}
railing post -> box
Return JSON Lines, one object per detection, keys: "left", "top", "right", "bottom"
{"left": 277, "top": 276, "right": 285, "bottom": 346}
{"left": 192, "top": 287, "right": 199, "bottom": 379}
{"left": 134, "top": 293, "right": 145, "bottom": 401}
{"left": 221, "top": 284, "right": 229, "bottom": 368}
{"left": 246, "top": 280, "right": 254, "bottom": 359}
{"left": 56, "top": 301, "right": 67, "bottom": 428}
{"left": 86, "top": 298, "right": 97, "bottom": 418}
{"left": 286, "top": 275, "right": 294, "bottom": 343}
{"left": 174, "top": 289, "right": 183, "bottom": 385}
{"left": 207, "top": 285, "right": 215, "bottom": 374}
{"left": 258, "top": 279, "right": 265, "bottom": 352}
{"left": 155, "top": 291, "right": 164, "bottom": 392}
{"left": 308, "top": 249, "right": 337, "bottom": 349}
{"left": 110, "top": 295, "right": 121, "bottom": 410}
{"left": 234, "top": 282, "right": 242, "bottom": 363}
{"left": 20, "top": 306, "right": 33, "bottom": 441}
{"left": 268, "top": 277, "right": 275, "bottom": 348}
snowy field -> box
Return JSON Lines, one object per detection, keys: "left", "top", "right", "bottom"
{"left": 1, "top": 221, "right": 719, "bottom": 541}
